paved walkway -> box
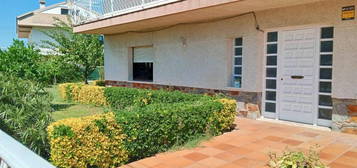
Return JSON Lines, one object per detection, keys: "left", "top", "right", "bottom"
{"left": 121, "top": 118, "right": 357, "bottom": 168}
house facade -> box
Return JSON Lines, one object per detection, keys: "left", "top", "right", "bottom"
{"left": 17, "top": 0, "right": 69, "bottom": 54}
{"left": 70, "top": 0, "right": 357, "bottom": 133}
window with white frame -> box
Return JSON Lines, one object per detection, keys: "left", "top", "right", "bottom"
{"left": 265, "top": 32, "right": 278, "bottom": 113}
{"left": 232, "top": 37, "right": 243, "bottom": 88}
{"left": 132, "top": 46, "right": 154, "bottom": 82}
{"left": 318, "top": 27, "right": 334, "bottom": 121}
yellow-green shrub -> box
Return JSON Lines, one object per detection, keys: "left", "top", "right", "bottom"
{"left": 52, "top": 86, "right": 238, "bottom": 164}
{"left": 215, "top": 99, "right": 237, "bottom": 131}
{"left": 58, "top": 83, "right": 78, "bottom": 100}
{"left": 77, "top": 85, "right": 106, "bottom": 106}
{"left": 90, "top": 80, "right": 105, "bottom": 86}
{"left": 58, "top": 83, "right": 106, "bottom": 106}
{"left": 48, "top": 113, "right": 128, "bottom": 168}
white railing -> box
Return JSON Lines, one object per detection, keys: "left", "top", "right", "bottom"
{"left": 67, "top": 0, "right": 182, "bottom": 25}
{"left": 0, "top": 130, "right": 55, "bottom": 168}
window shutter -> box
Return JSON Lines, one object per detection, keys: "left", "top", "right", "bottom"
{"left": 133, "top": 47, "right": 154, "bottom": 63}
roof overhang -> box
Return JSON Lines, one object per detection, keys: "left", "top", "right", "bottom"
{"left": 16, "top": 2, "right": 69, "bottom": 38}
{"left": 16, "top": 13, "right": 69, "bottom": 38}
{"left": 73, "top": 0, "right": 325, "bottom": 35}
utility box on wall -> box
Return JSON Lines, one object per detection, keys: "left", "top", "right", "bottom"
{"left": 342, "top": 6, "right": 355, "bottom": 20}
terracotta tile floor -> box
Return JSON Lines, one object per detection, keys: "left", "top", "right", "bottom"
{"left": 121, "top": 118, "right": 357, "bottom": 168}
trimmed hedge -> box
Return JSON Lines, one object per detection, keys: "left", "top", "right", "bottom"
{"left": 48, "top": 113, "right": 128, "bottom": 168}
{"left": 58, "top": 83, "right": 106, "bottom": 106}
{"left": 58, "top": 83, "right": 77, "bottom": 100}
{"left": 104, "top": 87, "right": 212, "bottom": 109}
{"left": 94, "top": 80, "right": 106, "bottom": 86}
{"left": 52, "top": 84, "right": 237, "bottom": 166}
{"left": 115, "top": 99, "right": 235, "bottom": 160}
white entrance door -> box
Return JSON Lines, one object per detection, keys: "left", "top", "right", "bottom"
{"left": 277, "top": 28, "right": 319, "bottom": 124}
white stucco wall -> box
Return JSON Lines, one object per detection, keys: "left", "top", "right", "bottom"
{"left": 105, "top": 14, "right": 263, "bottom": 92}
{"left": 28, "top": 27, "right": 56, "bottom": 55}
{"left": 105, "top": 0, "right": 357, "bottom": 99}
{"left": 42, "top": 5, "right": 67, "bottom": 15}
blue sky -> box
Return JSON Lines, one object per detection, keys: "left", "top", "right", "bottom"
{"left": 0, "top": 0, "right": 63, "bottom": 49}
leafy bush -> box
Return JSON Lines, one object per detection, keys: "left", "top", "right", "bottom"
{"left": 115, "top": 98, "right": 236, "bottom": 161}
{"left": 104, "top": 87, "right": 212, "bottom": 110}
{"left": 213, "top": 99, "right": 237, "bottom": 132}
{"left": 77, "top": 85, "right": 106, "bottom": 106}
{"left": 48, "top": 113, "right": 128, "bottom": 168}
{"left": 94, "top": 80, "right": 105, "bottom": 86}
{"left": 40, "top": 55, "right": 83, "bottom": 85}
{"left": 58, "top": 83, "right": 79, "bottom": 100}
{"left": 268, "top": 147, "right": 326, "bottom": 168}
{"left": 58, "top": 83, "right": 106, "bottom": 106}
{"left": 0, "top": 73, "right": 53, "bottom": 157}
{"left": 54, "top": 84, "right": 237, "bottom": 164}
{"left": 0, "top": 40, "right": 44, "bottom": 82}
{"left": 0, "top": 40, "right": 81, "bottom": 85}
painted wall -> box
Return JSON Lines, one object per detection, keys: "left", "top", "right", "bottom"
{"left": 42, "top": 5, "right": 67, "bottom": 15}
{"left": 28, "top": 27, "right": 56, "bottom": 55}
{"left": 105, "top": 14, "right": 263, "bottom": 92}
{"left": 104, "top": 0, "right": 357, "bottom": 99}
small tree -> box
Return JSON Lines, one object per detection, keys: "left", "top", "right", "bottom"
{"left": 0, "top": 40, "right": 44, "bottom": 81}
{"left": 42, "top": 18, "right": 104, "bottom": 84}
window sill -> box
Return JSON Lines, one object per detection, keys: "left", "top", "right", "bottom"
{"left": 225, "top": 87, "right": 244, "bottom": 91}
{"left": 128, "top": 80, "right": 154, "bottom": 84}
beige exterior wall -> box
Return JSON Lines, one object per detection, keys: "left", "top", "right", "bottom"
{"left": 28, "top": 27, "right": 56, "bottom": 54}
{"left": 105, "top": 13, "right": 263, "bottom": 92}
{"left": 105, "top": 0, "right": 357, "bottom": 99}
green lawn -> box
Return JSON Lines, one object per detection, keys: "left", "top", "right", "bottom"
{"left": 47, "top": 85, "right": 105, "bottom": 121}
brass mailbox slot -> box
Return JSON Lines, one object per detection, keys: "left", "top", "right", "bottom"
{"left": 291, "top": 75, "right": 304, "bottom": 79}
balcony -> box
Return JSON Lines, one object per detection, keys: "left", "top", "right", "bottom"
{"left": 68, "top": 0, "right": 182, "bottom": 25}
{"left": 0, "top": 130, "right": 55, "bottom": 168}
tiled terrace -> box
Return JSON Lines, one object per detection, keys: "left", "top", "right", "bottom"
{"left": 121, "top": 118, "right": 357, "bottom": 168}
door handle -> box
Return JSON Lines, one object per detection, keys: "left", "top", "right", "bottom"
{"left": 291, "top": 75, "right": 304, "bottom": 79}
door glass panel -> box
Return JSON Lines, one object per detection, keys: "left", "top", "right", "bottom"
{"left": 267, "top": 32, "right": 278, "bottom": 42}
{"left": 266, "top": 80, "right": 276, "bottom": 89}
{"left": 319, "top": 95, "right": 332, "bottom": 106}
{"left": 235, "top": 38, "right": 243, "bottom": 46}
{"left": 321, "top": 27, "right": 334, "bottom": 39}
{"left": 318, "top": 108, "right": 332, "bottom": 120}
{"left": 234, "top": 57, "right": 242, "bottom": 65}
{"left": 320, "top": 41, "right": 333, "bottom": 52}
{"left": 235, "top": 47, "right": 242, "bottom": 56}
{"left": 233, "top": 76, "right": 242, "bottom": 88}
{"left": 266, "top": 91, "right": 276, "bottom": 101}
{"left": 267, "top": 44, "right": 278, "bottom": 54}
{"left": 319, "top": 82, "right": 332, "bottom": 93}
{"left": 266, "top": 68, "right": 277, "bottom": 77}
{"left": 320, "top": 54, "right": 333, "bottom": 66}
{"left": 320, "top": 68, "right": 332, "bottom": 79}
{"left": 234, "top": 67, "right": 242, "bottom": 75}
{"left": 265, "top": 103, "right": 276, "bottom": 113}
{"left": 265, "top": 32, "right": 278, "bottom": 115}
{"left": 267, "top": 56, "right": 277, "bottom": 66}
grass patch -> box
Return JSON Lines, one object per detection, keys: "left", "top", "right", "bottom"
{"left": 47, "top": 85, "right": 105, "bottom": 121}
{"left": 168, "top": 134, "right": 213, "bottom": 152}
